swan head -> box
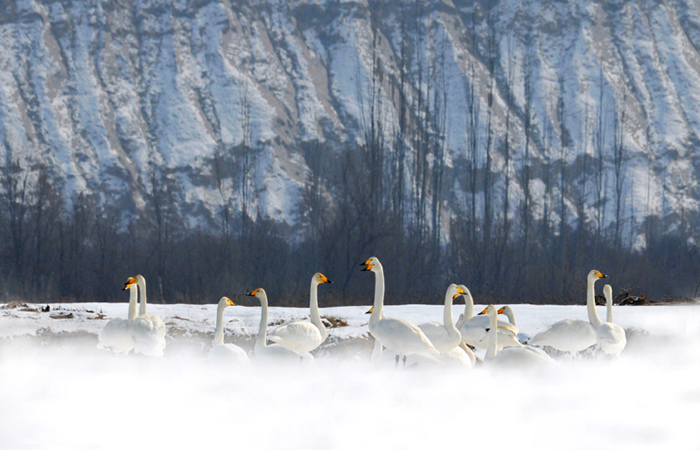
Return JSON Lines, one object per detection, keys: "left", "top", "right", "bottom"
{"left": 458, "top": 285, "right": 473, "bottom": 303}
{"left": 360, "top": 257, "right": 382, "bottom": 272}
{"left": 603, "top": 284, "right": 613, "bottom": 299}
{"left": 123, "top": 277, "right": 137, "bottom": 291}
{"left": 450, "top": 284, "right": 466, "bottom": 300}
{"left": 247, "top": 289, "right": 266, "bottom": 298}
{"left": 588, "top": 270, "right": 608, "bottom": 281}
{"left": 478, "top": 305, "right": 500, "bottom": 316}
{"left": 219, "top": 297, "right": 235, "bottom": 307}
{"left": 314, "top": 273, "right": 333, "bottom": 284}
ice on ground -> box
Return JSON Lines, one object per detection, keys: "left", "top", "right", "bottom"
{"left": 0, "top": 302, "right": 699, "bottom": 449}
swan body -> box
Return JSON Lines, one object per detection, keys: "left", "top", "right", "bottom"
{"left": 596, "top": 284, "right": 627, "bottom": 356}
{"left": 435, "top": 343, "right": 475, "bottom": 368}
{"left": 97, "top": 279, "right": 138, "bottom": 354}
{"left": 208, "top": 297, "right": 249, "bottom": 364}
{"left": 529, "top": 270, "right": 606, "bottom": 353}
{"left": 418, "top": 284, "right": 465, "bottom": 353}
{"left": 131, "top": 275, "right": 167, "bottom": 357}
{"left": 484, "top": 305, "right": 554, "bottom": 368}
{"left": 362, "top": 257, "right": 439, "bottom": 364}
{"left": 267, "top": 273, "right": 332, "bottom": 356}
{"left": 456, "top": 286, "right": 521, "bottom": 350}
{"left": 248, "top": 288, "right": 311, "bottom": 363}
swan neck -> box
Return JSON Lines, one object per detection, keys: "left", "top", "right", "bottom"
{"left": 255, "top": 294, "right": 269, "bottom": 352}
{"left": 214, "top": 302, "right": 226, "bottom": 346}
{"left": 137, "top": 276, "right": 147, "bottom": 316}
{"left": 587, "top": 278, "right": 603, "bottom": 329}
{"left": 370, "top": 266, "right": 385, "bottom": 327}
{"left": 463, "top": 295, "right": 474, "bottom": 321}
{"left": 606, "top": 293, "right": 614, "bottom": 323}
{"left": 127, "top": 286, "right": 138, "bottom": 321}
{"left": 309, "top": 279, "right": 327, "bottom": 340}
{"left": 443, "top": 290, "right": 459, "bottom": 339}
{"left": 486, "top": 310, "right": 498, "bottom": 360}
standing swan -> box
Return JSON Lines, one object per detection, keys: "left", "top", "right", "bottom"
{"left": 247, "top": 289, "right": 308, "bottom": 363}
{"left": 267, "top": 273, "right": 332, "bottom": 356}
{"left": 362, "top": 257, "right": 438, "bottom": 366}
{"left": 131, "top": 275, "right": 167, "bottom": 357}
{"left": 529, "top": 270, "right": 606, "bottom": 353}
{"left": 596, "top": 284, "right": 627, "bottom": 356}
{"left": 483, "top": 305, "right": 554, "bottom": 367}
{"left": 208, "top": 297, "right": 250, "bottom": 364}
{"left": 97, "top": 278, "right": 138, "bottom": 354}
{"left": 457, "top": 285, "right": 521, "bottom": 350}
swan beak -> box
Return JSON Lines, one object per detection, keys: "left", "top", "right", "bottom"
{"left": 457, "top": 286, "right": 465, "bottom": 294}
{"left": 247, "top": 290, "right": 258, "bottom": 296}
{"left": 452, "top": 294, "right": 459, "bottom": 300}
{"left": 594, "top": 270, "right": 608, "bottom": 279}
{"left": 365, "top": 307, "right": 374, "bottom": 314}
{"left": 320, "top": 274, "right": 333, "bottom": 284}
{"left": 122, "top": 277, "right": 136, "bottom": 291}
{"left": 497, "top": 307, "right": 505, "bottom": 314}
{"left": 361, "top": 264, "right": 374, "bottom": 271}
{"left": 477, "top": 307, "right": 489, "bottom": 315}
{"left": 227, "top": 299, "right": 235, "bottom": 306}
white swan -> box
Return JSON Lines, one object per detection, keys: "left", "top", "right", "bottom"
{"left": 483, "top": 305, "right": 554, "bottom": 367}
{"left": 131, "top": 275, "right": 167, "bottom": 357}
{"left": 247, "top": 288, "right": 311, "bottom": 363}
{"left": 418, "top": 284, "right": 465, "bottom": 353}
{"left": 457, "top": 285, "right": 521, "bottom": 350}
{"left": 596, "top": 284, "right": 627, "bottom": 356}
{"left": 499, "top": 305, "right": 531, "bottom": 343}
{"left": 208, "top": 297, "right": 250, "bottom": 364}
{"left": 529, "top": 270, "right": 606, "bottom": 353}
{"left": 266, "top": 273, "right": 332, "bottom": 356}
{"left": 96, "top": 278, "right": 138, "bottom": 354}
{"left": 362, "top": 257, "right": 438, "bottom": 366}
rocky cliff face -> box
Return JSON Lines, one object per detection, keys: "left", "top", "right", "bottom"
{"left": 1, "top": 0, "right": 699, "bottom": 246}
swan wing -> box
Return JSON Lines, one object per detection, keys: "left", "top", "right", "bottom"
{"left": 596, "top": 323, "right": 627, "bottom": 356}
{"left": 529, "top": 318, "right": 596, "bottom": 353}
{"left": 267, "top": 321, "right": 324, "bottom": 354}
{"left": 209, "top": 343, "right": 250, "bottom": 363}
{"left": 492, "top": 345, "right": 555, "bottom": 367}
{"left": 418, "top": 322, "right": 461, "bottom": 353}
{"left": 132, "top": 315, "right": 167, "bottom": 357}
{"left": 97, "top": 318, "right": 135, "bottom": 354}
{"left": 372, "top": 317, "right": 439, "bottom": 356}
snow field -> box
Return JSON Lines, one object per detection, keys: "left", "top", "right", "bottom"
{"left": 0, "top": 302, "right": 699, "bottom": 449}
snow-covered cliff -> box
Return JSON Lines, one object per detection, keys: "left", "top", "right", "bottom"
{"left": 1, "top": 0, "right": 698, "bottom": 246}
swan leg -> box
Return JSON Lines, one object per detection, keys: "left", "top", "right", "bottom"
{"left": 402, "top": 355, "right": 407, "bottom": 367}
{"left": 394, "top": 354, "right": 400, "bottom": 367}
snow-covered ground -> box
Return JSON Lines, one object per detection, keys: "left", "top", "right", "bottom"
{"left": 1, "top": 301, "right": 699, "bottom": 449}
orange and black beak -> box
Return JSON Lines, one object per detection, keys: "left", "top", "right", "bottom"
{"left": 247, "top": 289, "right": 258, "bottom": 297}
{"left": 122, "top": 277, "right": 136, "bottom": 291}
{"left": 365, "top": 306, "right": 374, "bottom": 314}
{"left": 320, "top": 274, "right": 333, "bottom": 284}
{"left": 497, "top": 307, "right": 505, "bottom": 314}
{"left": 360, "top": 259, "right": 374, "bottom": 271}
{"left": 477, "top": 307, "right": 489, "bottom": 315}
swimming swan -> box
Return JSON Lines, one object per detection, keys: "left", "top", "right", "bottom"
{"left": 97, "top": 278, "right": 138, "bottom": 354}
{"left": 528, "top": 270, "right": 606, "bottom": 353}
{"left": 131, "top": 275, "right": 167, "bottom": 357}
{"left": 483, "top": 305, "right": 554, "bottom": 367}
{"left": 208, "top": 297, "right": 250, "bottom": 363}
{"left": 267, "top": 273, "right": 332, "bottom": 356}
{"left": 247, "top": 288, "right": 310, "bottom": 363}
{"left": 596, "top": 284, "right": 627, "bottom": 356}
{"left": 362, "top": 257, "right": 438, "bottom": 366}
